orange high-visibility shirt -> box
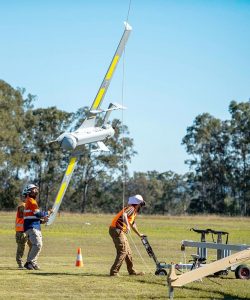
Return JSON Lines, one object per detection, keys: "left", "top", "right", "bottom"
{"left": 110, "top": 206, "right": 137, "bottom": 233}
{"left": 15, "top": 203, "right": 25, "bottom": 232}
{"left": 24, "top": 196, "right": 39, "bottom": 220}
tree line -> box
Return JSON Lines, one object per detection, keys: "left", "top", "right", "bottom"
{"left": 0, "top": 80, "right": 249, "bottom": 215}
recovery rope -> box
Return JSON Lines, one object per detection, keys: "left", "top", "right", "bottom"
{"left": 121, "top": 0, "right": 132, "bottom": 211}
{"left": 121, "top": 0, "right": 153, "bottom": 274}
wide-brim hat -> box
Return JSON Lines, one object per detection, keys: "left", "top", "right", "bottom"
{"left": 128, "top": 194, "right": 144, "bottom": 205}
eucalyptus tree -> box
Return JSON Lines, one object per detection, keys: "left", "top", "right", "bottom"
{"left": 182, "top": 113, "right": 231, "bottom": 214}
{"left": 229, "top": 101, "right": 250, "bottom": 215}
{"left": 157, "top": 171, "right": 191, "bottom": 215}
{"left": 0, "top": 80, "right": 35, "bottom": 208}
{"left": 24, "top": 106, "right": 73, "bottom": 208}
{"left": 124, "top": 171, "right": 191, "bottom": 215}
{"left": 125, "top": 171, "right": 164, "bottom": 214}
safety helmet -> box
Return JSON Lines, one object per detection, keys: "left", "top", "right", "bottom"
{"left": 25, "top": 183, "right": 38, "bottom": 192}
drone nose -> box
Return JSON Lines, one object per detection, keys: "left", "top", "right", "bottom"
{"left": 60, "top": 134, "right": 77, "bottom": 151}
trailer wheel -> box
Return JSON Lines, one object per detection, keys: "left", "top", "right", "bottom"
{"left": 235, "top": 264, "right": 250, "bottom": 279}
{"left": 155, "top": 269, "right": 167, "bottom": 276}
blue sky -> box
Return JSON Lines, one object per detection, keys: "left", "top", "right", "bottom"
{"left": 1, "top": 0, "right": 250, "bottom": 174}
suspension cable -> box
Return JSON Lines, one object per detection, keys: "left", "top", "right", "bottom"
{"left": 121, "top": 0, "right": 132, "bottom": 212}
{"left": 121, "top": 0, "right": 151, "bottom": 272}
{"left": 122, "top": 0, "right": 151, "bottom": 270}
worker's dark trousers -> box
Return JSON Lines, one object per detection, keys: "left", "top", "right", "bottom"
{"left": 16, "top": 231, "right": 29, "bottom": 267}
{"left": 109, "top": 227, "right": 136, "bottom": 275}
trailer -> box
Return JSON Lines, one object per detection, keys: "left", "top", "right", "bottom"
{"left": 141, "top": 228, "right": 250, "bottom": 279}
{"left": 168, "top": 248, "right": 250, "bottom": 300}
{"left": 181, "top": 228, "right": 250, "bottom": 278}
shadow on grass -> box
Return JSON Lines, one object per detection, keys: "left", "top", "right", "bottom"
{"left": 181, "top": 285, "right": 248, "bottom": 300}
{"left": 211, "top": 276, "right": 238, "bottom": 281}
{"left": 136, "top": 278, "right": 165, "bottom": 287}
{"left": 0, "top": 267, "right": 23, "bottom": 271}
{"left": 31, "top": 272, "right": 165, "bottom": 284}
{"left": 31, "top": 272, "right": 111, "bottom": 277}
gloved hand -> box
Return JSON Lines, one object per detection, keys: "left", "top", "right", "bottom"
{"left": 48, "top": 208, "right": 54, "bottom": 215}
{"left": 41, "top": 216, "right": 49, "bottom": 223}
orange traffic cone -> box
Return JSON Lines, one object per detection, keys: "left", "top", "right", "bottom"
{"left": 75, "top": 247, "right": 83, "bottom": 267}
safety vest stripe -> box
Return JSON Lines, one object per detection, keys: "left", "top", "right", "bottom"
{"left": 126, "top": 207, "right": 134, "bottom": 215}
{"left": 16, "top": 213, "right": 24, "bottom": 232}
{"left": 24, "top": 212, "right": 36, "bottom": 217}
{"left": 24, "top": 216, "right": 39, "bottom": 220}
{"left": 24, "top": 209, "right": 32, "bottom": 213}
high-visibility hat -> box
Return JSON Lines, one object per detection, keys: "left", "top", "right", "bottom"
{"left": 128, "top": 194, "right": 144, "bottom": 205}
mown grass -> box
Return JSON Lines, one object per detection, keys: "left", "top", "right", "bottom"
{"left": 0, "top": 212, "right": 250, "bottom": 299}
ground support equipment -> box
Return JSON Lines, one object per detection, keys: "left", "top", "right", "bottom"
{"left": 141, "top": 236, "right": 199, "bottom": 275}
{"left": 181, "top": 228, "right": 250, "bottom": 278}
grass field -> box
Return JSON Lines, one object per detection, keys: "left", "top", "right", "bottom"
{"left": 0, "top": 212, "right": 250, "bottom": 299}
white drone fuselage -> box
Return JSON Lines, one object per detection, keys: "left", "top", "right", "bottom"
{"left": 57, "top": 124, "right": 114, "bottom": 151}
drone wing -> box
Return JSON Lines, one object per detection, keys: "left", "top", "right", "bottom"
{"left": 79, "top": 22, "right": 132, "bottom": 129}
{"left": 46, "top": 154, "right": 79, "bottom": 225}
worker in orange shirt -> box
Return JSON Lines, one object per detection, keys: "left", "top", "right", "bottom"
{"left": 109, "top": 194, "right": 146, "bottom": 276}
{"left": 23, "top": 184, "right": 53, "bottom": 270}
{"left": 15, "top": 188, "right": 32, "bottom": 268}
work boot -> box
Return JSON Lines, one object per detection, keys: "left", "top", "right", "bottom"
{"left": 24, "top": 262, "right": 34, "bottom": 270}
{"left": 129, "top": 271, "right": 145, "bottom": 276}
{"left": 110, "top": 273, "right": 120, "bottom": 277}
{"left": 32, "top": 263, "right": 40, "bottom": 270}
{"left": 18, "top": 264, "right": 24, "bottom": 269}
